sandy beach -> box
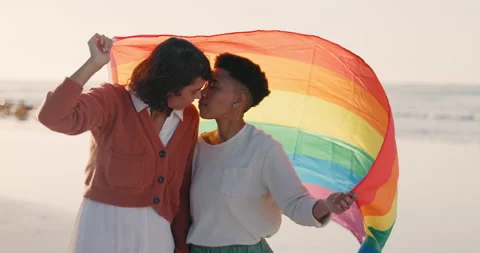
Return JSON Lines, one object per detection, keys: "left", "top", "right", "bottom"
{"left": 0, "top": 117, "right": 479, "bottom": 253}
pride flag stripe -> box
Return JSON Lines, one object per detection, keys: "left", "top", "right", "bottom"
{"left": 364, "top": 193, "right": 397, "bottom": 231}
{"left": 359, "top": 236, "right": 382, "bottom": 252}
{"left": 369, "top": 221, "right": 395, "bottom": 248}
{"left": 294, "top": 163, "right": 361, "bottom": 192}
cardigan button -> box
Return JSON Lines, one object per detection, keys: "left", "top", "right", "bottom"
{"left": 159, "top": 150, "right": 166, "bottom": 157}
{"left": 157, "top": 176, "right": 164, "bottom": 183}
{"left": 153, "top": 197, "right": 160, "bottom": 204}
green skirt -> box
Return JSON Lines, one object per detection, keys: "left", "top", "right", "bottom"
{"left": 190, "top": 239, "right": 273, "bottom": 253}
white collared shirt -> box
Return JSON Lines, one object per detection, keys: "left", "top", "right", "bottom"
{"left": 187, "top": 124, "right": 331, "bottom": 247}
{"left": 130, "top": 93, "right": 184, "bottom": 146}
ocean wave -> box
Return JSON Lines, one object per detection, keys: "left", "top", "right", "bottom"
{"left": 393, "top": 111, "right": 480, "bottom": 122}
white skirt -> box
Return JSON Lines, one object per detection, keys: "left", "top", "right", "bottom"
{"left": 68, "top": 198, "right": 175, "bottom": 253}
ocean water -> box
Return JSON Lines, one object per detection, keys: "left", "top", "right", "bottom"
{"left": 386, "top": 84, "right": 480, "bottom": 143}
{"left": 1, "top": 80, "right": 479, "bottom": 143}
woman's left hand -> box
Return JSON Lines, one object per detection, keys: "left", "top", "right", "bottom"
{"left": 326, "top": 191, "right": 358, "bottom": 214}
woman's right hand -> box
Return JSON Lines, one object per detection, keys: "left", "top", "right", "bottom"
{"left": 87, "top": 33, "right": 113, "bottom": 70}
{"left": 66, "top": 34, "right": 114, "bottom": 87}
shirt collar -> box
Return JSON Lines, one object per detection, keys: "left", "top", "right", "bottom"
{"left": 130, "top": 92, "right": 184, "bottom": 121}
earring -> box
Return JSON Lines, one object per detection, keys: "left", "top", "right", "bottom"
{"left": 232, "top": 103, "right": 238, "bottom": 108}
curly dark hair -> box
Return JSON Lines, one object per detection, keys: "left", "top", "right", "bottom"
{"left": 214, "top": 53, "right": 270, "bottom": 108}
{"left": 128, "top": 37, "right": 211, "bottom": 111}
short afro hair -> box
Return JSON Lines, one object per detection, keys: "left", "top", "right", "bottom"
{"left": 214, "top": 53, "right": 270, "bottom": 108}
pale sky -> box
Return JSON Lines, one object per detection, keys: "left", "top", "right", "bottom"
{"left": 0, "top": 0, "right": 478, "bottom": 85}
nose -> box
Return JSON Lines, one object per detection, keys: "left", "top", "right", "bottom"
{"left": 200, "top": 88, "right": 208, "bottom": 98}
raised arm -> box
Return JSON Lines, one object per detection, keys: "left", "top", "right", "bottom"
{"left": 37, "top": 34, "right": 114, "bottom": 135}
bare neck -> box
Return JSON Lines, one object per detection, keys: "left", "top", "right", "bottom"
{"left": 214, "top": 116, "right": 246, "bottom": 143}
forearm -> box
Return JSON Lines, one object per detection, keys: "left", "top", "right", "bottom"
{"left": 36, "top": 63, "right": 110, "bottom": 135}
{"left": 69, "top": 58, "right": 103, "bottom": 86}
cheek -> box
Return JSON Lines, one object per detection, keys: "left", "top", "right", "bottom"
{"left": 207, "top": 96, "right": 232, "bottom": 113}
{"left": 167, "top": 95, "right": 190, "bottom": 109}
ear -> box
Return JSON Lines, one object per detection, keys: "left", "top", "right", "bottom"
{"left": 235, "top": 92, "right": 247, "bottom": 104}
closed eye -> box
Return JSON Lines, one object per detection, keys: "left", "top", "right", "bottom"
{"left": 207, "top": 80, "right": 218, "bottom": 89}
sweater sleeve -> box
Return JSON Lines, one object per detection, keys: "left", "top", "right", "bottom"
{"left": 262, "top": 141, "right": 331, "bottom": 228}
{"left": 171, "top": 115, "right": 199, "bottom": 253}
{"left": 36, "top": 77, "right": 112, "bottom": 135}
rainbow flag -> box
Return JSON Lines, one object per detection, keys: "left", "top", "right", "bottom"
{"left": 109, "top": 30, "right": 398, "bottom": 252}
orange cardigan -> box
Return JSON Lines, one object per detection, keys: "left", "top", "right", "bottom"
{"left": 37, "top": 77, "right": 198, "bottom": 253}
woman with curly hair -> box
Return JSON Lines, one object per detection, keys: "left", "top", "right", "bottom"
{"left": 37, "top": 33, "right": 211, "bottom": 253}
